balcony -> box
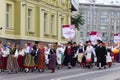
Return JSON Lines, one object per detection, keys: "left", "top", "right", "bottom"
{"left": 71, "top": 0, "right": 79, "bottom": 11}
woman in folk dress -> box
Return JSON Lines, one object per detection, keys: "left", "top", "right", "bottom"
{"left": 37, "top": 42, "right": 45, "bottom": 72}
{"left": 24, "top": 43, "right": 35, "bottom": 72}
{"left": 77, "top": 44, "right": 85, "bottom": 67}
{"left": 85, "top": 41, "right": 96, "bottom": 69}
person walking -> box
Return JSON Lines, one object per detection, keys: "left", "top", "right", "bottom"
{"left": 85, "top": 41, "right": 96, "bottom": 69}
{"left": 48, "top": 44, "right": 57, "bottom": 73}
{"left": 96, "top": 41, "right": 107, "bottom": 69}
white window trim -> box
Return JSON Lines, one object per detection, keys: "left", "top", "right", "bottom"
{"left": 6, "top": 1, "right": 14, "bottom": 30}
{"left": 27, "top": 6, "right": 35, "bottom": 33}
{"left": 41, "top": 8, "right": 49, "bottom": 35}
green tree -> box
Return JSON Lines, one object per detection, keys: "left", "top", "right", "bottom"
{"left": 72, "top": 12, "right": 84, "bottom": 30}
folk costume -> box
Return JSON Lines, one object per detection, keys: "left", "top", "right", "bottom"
{"left": 7, "top": 47, "right": 19, "bottom": 73}
{"left": 24, "top": 45, "right": 35, "bottom": 72}
{"left": 48, "top": 48, "right": 57, "bottom": 73}
{"left": 85, "top": 45, "right": 96, "bottom": 68}
{"left": 96, "top": 44, "right": 107, "bottom": 69}
{"left": 37, "top": 48, "right": 45, "bottom": 72}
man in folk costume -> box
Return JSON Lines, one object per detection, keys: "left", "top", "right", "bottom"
{"left": 56, "top": 43, "right": 64, "bottom": 69}
{"left": 24, "top": 42, "right": 35, "bottom": 72}
{"left": 64, "top": 42, "right": 73, "bottom": 69}
{"left": 96, "top": 41, "right": 107, "bottom": 69}
{"left": 71, "top": 42, "right": 78, "bottom": 67}
{"left": 7, "top": 43, "right": 19, "bottom": 73}
{"left": 85, "top": 41, "right": 96, "bottom": 69}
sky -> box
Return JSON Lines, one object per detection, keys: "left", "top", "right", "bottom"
{"left": 79, "top": 0, "right": 120, "bottom": 5}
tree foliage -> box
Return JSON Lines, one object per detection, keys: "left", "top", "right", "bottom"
{"left": 72, "top": 12, "right": 84, "bottom": 30}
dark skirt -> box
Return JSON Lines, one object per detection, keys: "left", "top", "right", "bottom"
{"left": 17, "top": 55, "right": 24, "bottom": 68}
{"left": 37, "top": 53, "right": 45, "bottom": 69}
{"left": 0, "top": 56, "right": 7, "bottom": 69}
{"left": 48, "top": 54, "right": 56, "bottom": 69}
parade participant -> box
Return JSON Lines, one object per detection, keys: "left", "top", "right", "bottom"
{"left": 76, "top": 43, "right": 85, "bottom": 67}
{"left": 64, "top": 42, "right": 73, "bottom": 69}
{"left": 71, "top": 42, "right": 78, "bottom": 67}
{"left": 0, "top": 41, "right": 3, "bottom": 72}
{"left": 44, "top": 45, "right": 50, "bottom": 67}
{"left": 56, "top": 43, "right": 64, "bottom": 69}
{"left": 17, "top": 46, "right": 25, "bottom": 71}
{"left": 96, "top": 41, "right": 107, "bottom": 69}
{"left": 37, "top": 42, "right": 45, "bottom": 72}
{"left": 24, "top": 43, "right": 35, "bottom": 72}
{"left": 48, "top": 43, "right": 57, "bottom": 73}
{"left": 85, "top": 41, "right": 96, "bottom": 69}
{"left": 7, "top": 43, "right": 19, "bottom": 73}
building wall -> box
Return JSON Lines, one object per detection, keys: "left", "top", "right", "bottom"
{"left": 0, "top": 0, "right": 71, "bottom": 44}
{"left": 76, "top": 3, "right": 120, "bottom": 43}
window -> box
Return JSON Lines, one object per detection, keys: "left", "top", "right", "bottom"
{"left": 44, "top": 13, "right": 47, "bottom": 34}
{"left": 51, "top": 15, "right": 55, "bottom": 35}
{"left": 100, "top": 11, "right": 107, "bottom": 16}
{"left": 27, "top": 8, "right": 34, "bottom": 31}
{"left": 100, "top": 18, "right": 107, "bottom": 23}
{"left": 6, "top": 3, "right": 12, "bottom": 28}
{"left": 100, "top": 26, "right": 106, "bottom": 30}
{"left": 102, "top": 33, "right": 106, "bottom": 37}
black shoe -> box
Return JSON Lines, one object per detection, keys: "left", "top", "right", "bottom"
{"left": 104, "top": 67, "right": 106, "bottom": 69}
{"left": 68, "top": 67, "right": 71, "bottom": 69}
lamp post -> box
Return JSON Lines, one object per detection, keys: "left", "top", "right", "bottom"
{"left": 93, "top": 0, "right": 95, "bottom": 31}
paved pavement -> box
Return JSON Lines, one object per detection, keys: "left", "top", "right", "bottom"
{"left": 0, "top": 63, "right": 120, "bottom": 80}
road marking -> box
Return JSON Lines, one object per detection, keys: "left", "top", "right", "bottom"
{"left": 52, "top": 67, "right": 120, "bottom": 80}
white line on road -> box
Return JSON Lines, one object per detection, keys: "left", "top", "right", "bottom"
{"left": 52, "top": 67, "right": 120, "bottom": 80}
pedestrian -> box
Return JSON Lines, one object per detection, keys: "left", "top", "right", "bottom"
{"left": 85, "top": 41, "right": 96, "bottom": 69}
{"left": 7, "top": 43, "right": 19, "bottom": 73}
{"left": 48, "top": 43, "right": 57, "bottom": 73}
{"left": 96, "top": 41, "right": 107, "bottom": 69}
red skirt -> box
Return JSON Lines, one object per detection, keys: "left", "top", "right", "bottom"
{"left": 17, "top": 55, "right": 24, "bottom": 68}
{"left": 0, "top": 56, "right": 7, "bottom": 69}
{"left": 114, "top": 54, "right": 118, "bottom": 61}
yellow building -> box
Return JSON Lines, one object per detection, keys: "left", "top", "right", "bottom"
{"left": 0, "top": 0, "right": 73, "bottom": 44}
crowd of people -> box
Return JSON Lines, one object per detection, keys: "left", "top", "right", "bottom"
{"left": 0, "top": 40, "right": 119, "bottom": 74}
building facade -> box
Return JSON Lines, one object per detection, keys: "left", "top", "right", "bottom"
{"left": 0, "top": 0, "right": 72, "bottom": 44}
{"left": 76, "top": 3, "right": 120, "bottom": 43}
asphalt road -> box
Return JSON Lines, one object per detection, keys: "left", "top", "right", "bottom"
{"left": 0, "top": 63, "right": 120, "bottom": 80}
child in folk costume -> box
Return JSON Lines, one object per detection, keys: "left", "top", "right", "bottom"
{"left": 24, "top": 43, "right": 35, "bottom": 72}
{"left": 85, "top": 41, "right": 96, "bottom": 69}
{"left": 37, "top": 42, "right": 45, "bottom": 72}
{"left": 7, "top": 43, "right": 19, "bottom": 73}
{"left": 56, "top": 44, "right": 64, "bottom": 69}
